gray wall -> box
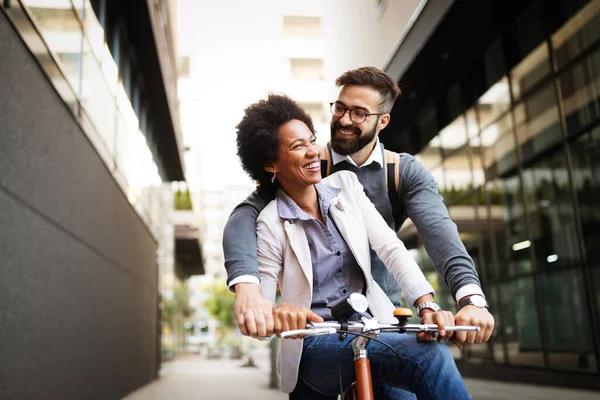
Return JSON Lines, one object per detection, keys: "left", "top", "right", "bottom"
{"left": 0, "top": 11, "right": 159, "bottom": 400}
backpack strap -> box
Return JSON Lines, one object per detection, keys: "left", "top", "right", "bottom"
{"left": 383, "top": 149, "right": 400, "bottom": 193}
{"left": 384, "top": 149, "right": 402, "bottom": 228}
{"left": 319, "top": 144, "right": 332, "bottom": 178}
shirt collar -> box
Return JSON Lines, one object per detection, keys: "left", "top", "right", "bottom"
{"left": 330, "top": 137, "right": 383, "bottom": 168}
{"left": 276, "top": 183, "right": 342, "bottom": 221}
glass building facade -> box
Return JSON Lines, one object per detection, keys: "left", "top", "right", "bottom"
{"left": 4, "top": 0, "right": 175, "bottom": 238}
{"left": 1, "top": 2, "right": 198, "bottom": 394}
{"left": 391, "top": 0, "right": 600, "bottom": 386}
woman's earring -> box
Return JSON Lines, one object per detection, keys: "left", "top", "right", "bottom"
{"left": 271, "top": 171, "right": 276, "bottom": 184}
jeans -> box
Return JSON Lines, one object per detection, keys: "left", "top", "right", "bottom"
{"left": 288, "top": 332, "right": 469, "bottom": 400}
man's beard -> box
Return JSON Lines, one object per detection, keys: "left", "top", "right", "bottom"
{"left": 330, "top": 120, "right": 377, "bottom": 156}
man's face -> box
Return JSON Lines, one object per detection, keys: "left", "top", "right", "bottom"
{"left": 330, "top": 85, "right": 387, "bottom": 156}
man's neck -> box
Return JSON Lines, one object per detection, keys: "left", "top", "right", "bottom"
{"left": 350, "top": 139, "right": 378, "bottom": 167}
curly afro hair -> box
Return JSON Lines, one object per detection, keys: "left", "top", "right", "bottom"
{"left": 236, "top": 94, "right": 315, "bottom": 195}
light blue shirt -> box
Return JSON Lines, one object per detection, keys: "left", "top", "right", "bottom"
{"left": 275, "top": 184, "right": 366, "bottom": 320}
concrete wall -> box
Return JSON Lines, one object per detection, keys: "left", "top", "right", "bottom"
{"left": 321, "top": 0, "right": 422, "bottom": 99}
{"left": 0, "top": 10, "right": 159, "bottom": 400}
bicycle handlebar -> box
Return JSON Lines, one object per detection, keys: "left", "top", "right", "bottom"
{"left": 280, "top": 320, "right": 480, "bottom": 339}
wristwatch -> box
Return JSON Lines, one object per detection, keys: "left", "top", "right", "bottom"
{"left": 459, "top": 295, "right": 489, "bottom": 309}
{"left": 416, "top": 301, "right": 441, "bottom": 317}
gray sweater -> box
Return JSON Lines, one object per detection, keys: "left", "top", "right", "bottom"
{"left": 223, "top": 144, "right": 481, "bottom": 305}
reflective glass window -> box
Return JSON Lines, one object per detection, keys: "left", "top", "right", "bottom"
{"left": 512, "top": 2, "right": 550, "bottom": 100}
{"left": 594, "top": 267, "right": 600, "bottom": 342}
{"left": 481, "top": 113, "right": 517, "bottom": 178}
{"left": 115, "top": 85, "right": 139, "bottom": 188}
{"left": 541, "top": 269, "right": 596, "bottom": 371}
{"left": 416, "top": 136, "right": 442, "bottom": 170}
{"left": 26, "top": 1, "right": 83, "bottom": 94}
{"left": 447, "top": 195, "right": 484, "bottom": 275}
{"left": 510, "top": 43, "right": 551, "bottom": 101}
{"left": 522, "top": 150, "right": 581, "bottom": 270}
{"left": 446, "top": 82, "right": 464, "bottom": 123}
{"left": 416, "top": 101, "right": 438, "bottom": 141}
{"left": 439, "top": 115, "right": 468, "bottom": 157}
{"left": 478, "top": 77, "right": 511, "bottom": 128}
{"left": 80, "top": 38, "right": 116, "bottom": 156}
{"left": 83, "top": 0, "right": 105, "bottom": 58}
{"left": 570, "top": 126, "right": 600, "bottom": 263}
{"left": 484, "top": 38, "right": 506, "bottom": 90}
{"left": 477, "top": 214, "right": 495, "bottom": 282}
{"left": 72, "top": 0, "right": 85, "bottom": 18}
{"left": 442, "top": 146, "right": 472, "bottom": 205}
{"left": 499, "top": 277, "right": 544, "bottom": 366}
{"left": 552, "top": 0, "right": 600, "bottom": 70}
{"left": 471, "top": 141, "right": 486, "bottom": 188}
{"left": 514, "top": 83, "right": 562, "bottom": 162}
{"left": 465, "top": 108, "right": 479, "bottom": 140}
{"left": 486, "top": 176, "right": 531, "bottom": 278}
{"left": 557, "top": 47, "right": 600, "bottom": 136}
{"left": 485, "top": 285, "right": 506, "bottom": 363}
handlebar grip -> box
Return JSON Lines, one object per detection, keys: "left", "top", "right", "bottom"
{"left": 281, "top": 327, "right": 337, "bottom": 338}
{"left": 403, "top": 324, "right": 480, "bottom": 332}
{"left": 280, "top": 329, "right": 309, "bottom": 338}
{"left": 446, "top": 326, "right": 480, "bottom": 332}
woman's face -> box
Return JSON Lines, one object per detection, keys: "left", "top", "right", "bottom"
{"left": 269, "top": 119, "right": 321, "bottom": 190}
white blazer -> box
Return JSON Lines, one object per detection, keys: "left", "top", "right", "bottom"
{"left": 256, "top": 170, "right": 435, "bottom": 393}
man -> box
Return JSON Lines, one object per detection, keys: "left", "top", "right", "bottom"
{"left": 224, "top": 66, "right": 494, "bottom": 345}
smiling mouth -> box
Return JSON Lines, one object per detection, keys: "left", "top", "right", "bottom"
{"left": 303, "top": 161, "right": 320, "bottom": 170}
{"left": 338, "top": 126, "right": 358, "bottom": 137}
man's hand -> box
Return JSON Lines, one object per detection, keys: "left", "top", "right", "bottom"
{"left": 453, "top": 305, "right": 495, "bottom": 349}
{"left": 418, "top": 309, "right": 456, "bottom": 342}
{"left": 233, "top": 283, "right": 274, "bottom": 338}
{"left": 272, "top": 303, "right": 324, "bottom": 339}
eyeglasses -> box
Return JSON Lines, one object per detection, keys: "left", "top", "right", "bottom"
{"left": 330, "top": 102, "right": 385, "bottom": 124}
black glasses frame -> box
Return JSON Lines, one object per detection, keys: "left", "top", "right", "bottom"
{"left": 330, "top": 102, "right": 385, "bottom": 124}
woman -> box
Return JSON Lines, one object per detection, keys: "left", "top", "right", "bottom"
{"left": 236, "top": 94, "right": 470, "bottom": 400}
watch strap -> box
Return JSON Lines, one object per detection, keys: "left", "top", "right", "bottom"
{"left": 416, "top": 301, "right": 441, "bottom": 317}
{"left": 459, "top": 295, "right": 489, "bottom": 308}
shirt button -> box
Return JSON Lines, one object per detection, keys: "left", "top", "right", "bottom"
{"left": 336, "top": 251, "right": 341, "bottom": 256}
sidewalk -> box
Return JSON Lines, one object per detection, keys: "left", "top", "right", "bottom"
{"left": 123, "top": 347, "right": 286, "bottom": 400}
{"left": 123, "top": 347, "right": 600, "bottom": 400}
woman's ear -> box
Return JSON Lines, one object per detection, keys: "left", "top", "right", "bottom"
{"left": 264, "top": 162, "right": 276, "bottom": 174}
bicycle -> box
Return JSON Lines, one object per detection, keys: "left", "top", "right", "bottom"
{"left": 280, "top": 293, "right": 479, "bottom": 400}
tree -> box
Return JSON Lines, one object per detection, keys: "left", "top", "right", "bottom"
{"left": 161, "top": 279, "right": 191, "bottom": 356}
{"left": 203, "top": 282, "right": 236, "bottom": 338}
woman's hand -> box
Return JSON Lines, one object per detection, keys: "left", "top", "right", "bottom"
{"left": 418, "top": 309, "right": 456, "bottom": 343}
{"left": 272, "top": 303, "right": 324, "bottom": 339}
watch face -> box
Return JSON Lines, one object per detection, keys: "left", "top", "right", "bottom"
{"left": 470, "top": 296, "right": 487, "bottom": 307}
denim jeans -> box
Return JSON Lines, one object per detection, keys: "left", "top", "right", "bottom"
{"left": 288, "top": 332, "right": 469, "bottom": 400}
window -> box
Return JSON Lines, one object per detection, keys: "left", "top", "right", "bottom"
{"left": 290, "top": 58, "right": 323, "bottom": 81}
{"left": 557, "top": 47, "right": 600, "bottom": 136}
{"left": 283, "top": 16, "right": 322, "bottom": 38}
{"left": 178, "top": 56, "right": 190, "bottom": 78}
{"left": 299, "top": 102, "right": 326, "bottom": 125}
{"left": 514, "top": 83, "right": 562, "bottom": 162}
{"left": 552, "top": 0, "right": 600, "bottom": 70}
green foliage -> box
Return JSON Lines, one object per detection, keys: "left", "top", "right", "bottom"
{"left": 203, "top": 283, "right": 236, "bottom": 331}
{"left": 162, "top": 279, "right": 191, "bottom": 327}
{"left": 175, "top": 188, "right": 193, "bottom": 210}
{"left": 439, "top": 182, "right": 503, "bottom": 206}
